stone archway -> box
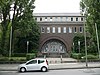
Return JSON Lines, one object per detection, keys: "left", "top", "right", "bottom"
{"left": 41, "top": 39, "right": 68, "bottom": 57}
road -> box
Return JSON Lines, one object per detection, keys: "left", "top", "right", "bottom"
{"left": 0, "top": 68, "right": 100, "bottom": 75}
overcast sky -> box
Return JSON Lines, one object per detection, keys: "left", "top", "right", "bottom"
{"left": 34, "top": 0, "right": 81, "bottom": 13}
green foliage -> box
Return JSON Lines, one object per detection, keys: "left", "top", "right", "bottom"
{"left": 0, "top": 0, "right": 40, "bottom": 56}
{"left": 26, "top": 53, "right": 36, "bottom": 60}
{"left": 12, "top": 53, "right": 26, "bottom": 57}
{"left": 80, "top": 0, "right": 100, "bottom": 55}
{"left": 82, "top": 54, "right": 98, "bottom": 59}
{"left": 71, "top": 53, "right": 82, "bottom": 59}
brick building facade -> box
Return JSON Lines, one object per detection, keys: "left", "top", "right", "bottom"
{"left": 34, "top": 13, "right": 84, "bottom": 57}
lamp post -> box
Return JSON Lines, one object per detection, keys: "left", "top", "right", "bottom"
{"left": 27, "top": 41, "right": 29, "bottom": 54}
{"left": 78, "top": 41, "right": 80, "bottom": 53}
{"left": 95, "top": 23, "right": 100, "bottom": 59}
{"left": 83, "top": 9, "right": 88, "bottom": 67}
{"left": 9, "top": 5, "right": 14, "bottom": 59}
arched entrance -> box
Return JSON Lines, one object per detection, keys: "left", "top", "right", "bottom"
{"left": 41, "top": 39, "right": 68, "bottom": 57}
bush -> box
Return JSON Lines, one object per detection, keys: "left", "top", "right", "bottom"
{"left": 71, "top": 53, "right": 82, "bottom": 59}
{"left": 12, "top": 53, "right": 26, "bottom": 57}
{"left": 82, "top": 54, "right": 98, "bottom": 59}
{"left": 26, "top": 53, "right": 36, "bottom": 60}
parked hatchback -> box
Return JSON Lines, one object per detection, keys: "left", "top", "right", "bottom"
{"left": 18, "top": 58, "right": 49, "bottom": 72}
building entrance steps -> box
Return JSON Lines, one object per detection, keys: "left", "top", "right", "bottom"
{"left": 36, "top": 58, "right": 78, "bottom": 64}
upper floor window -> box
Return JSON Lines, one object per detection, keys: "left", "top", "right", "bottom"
{"left": 41, "top": 27, "right": 45, "bottom": 33}
{"left": 47, "top": 27, "right": 50, "bottom": 33}
{"left": 50, "top": 17, "right": 52, "bottom": 21}
{"left": 76, "top": 17, "right": 78, "bottom": 21}
{"left": 52, "top": 27, "right": 55, "bottom": 33}
{"left": 63, "top": 27, "right": 67, "bottom": 33}
{"left": 45, "top": 17, "right": 47, "bottom": 21}
{"left": 58, "top": 27, "right": 61, "bottom": 33}
{"left": 35, "top": 18, "right": 37, "bottom": 21}
{"left": 81, "top": 17, "right": 83, "bottom": 21}
{"left": 40, "top": 17, "right": 42, "bottom": 21}
{"left": 66, "top": 17, "right": 68, "bottom": 21}
{"left": 71, "top": 17, "right": 73, "bottom": 21}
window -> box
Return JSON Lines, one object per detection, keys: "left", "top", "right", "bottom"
{"left": 26, "top": 60, "right": 37, "bottom": 65}
{"left": 47, "top": 27, "right": 50, "bottom": 33}
{"left": 71, "top": 17, "right": 73, "bottom": 21}
{"left": 45, "top": 17, "right": 47, "bottom": 21}
{"left": 74, "top": 27, "right": 77, "bottom": 33}
{"left": 50, "top": 17, "right": 52, "bottom": 21}
{"left": 69, "top": 27, "right": 72, "bottom": 33}
{"left": 35, "top": 18, "right": 37, "bottom": 21}
{"left": 76, "top": 17, "right": 78, "bottom": 21}
{"left": 79, "top": 27, "right": 83, "bottom": 33}
{"left": 63, "top": 27, "right": 67, "bottom": 33}
{"left": 60, "top": 17, "right": 63, "bottom": 21}
{"left": 38, "top": 60, "right": 44, "bottom": 64}
{"left": 66, "top": 17, "right": 68, "bottom": 21}
{"left": 40, "top": 17, "right": 42, "bottom": 21}
{"left": 81, "top": 17, "right": 83, "bottom": 21}
{"left": 58, "top": 27, "right": 61, "bottom": 33}
{"left": 41, "top": 27, "right": 45, "bottom": 33}
{"left": 52, "top": 27, "right": 55, "bottom": 33}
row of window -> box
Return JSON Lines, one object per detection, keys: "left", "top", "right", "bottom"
{"left": 35, "top": 17, "right": 84, "bottom": 22}
{"left": 41, "top": 27, "right": 83, "bottom": 33}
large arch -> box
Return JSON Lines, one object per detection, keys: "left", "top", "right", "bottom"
{"left": 40, "top": 36, "right": 70, "bottom": 57}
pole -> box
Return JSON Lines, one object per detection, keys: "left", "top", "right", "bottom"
{"left": 84, "top": 14, "right": 88, "bottom": 67}
{"left": 95, "top": 23, "right": 100, "bottom": 59}
{"left": 9, "top": 26, "right": 12, "bottom": 59}
{"left": 27, "top": 41, "right": 29, "bottom": 54}
{"left": 78, "top": 41, "right": 80, "bottom": 53}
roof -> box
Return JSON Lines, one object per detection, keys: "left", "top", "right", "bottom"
{"left": 33, "top": 13, "right": 83, "bottom": 17}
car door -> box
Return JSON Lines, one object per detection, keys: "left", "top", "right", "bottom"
{"left": 26, "top": 59, "right": 38, "bottom": 71}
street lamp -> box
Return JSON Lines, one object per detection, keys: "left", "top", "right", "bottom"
{"left": 83, "top": 9, "right": 88, "bottom": 67}
{"left": 78, "top": 41, "right": 80, "bottom": 53}
{"left": 27, "top": 41, "right": 29, "bottom": 54}
{"left": 9, "top": 4, "right": 14, "bottom": 59}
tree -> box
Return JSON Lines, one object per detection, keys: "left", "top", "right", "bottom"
{"left": 80, "top": 0, "right": 100, "bottom": 55}
{"left": 0, "top": 0, "right": 40, "bottom": 56}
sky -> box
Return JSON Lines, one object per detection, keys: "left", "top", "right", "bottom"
{"left": 34, "top": 0, "right": 81, "bottom": 13}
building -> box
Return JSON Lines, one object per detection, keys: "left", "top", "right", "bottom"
{"left": 34, "top": 13, "right": 84, "bottom": 57}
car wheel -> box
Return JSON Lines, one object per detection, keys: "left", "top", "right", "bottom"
{"left": 41, "top": 67, "right": 47, "bottom": 72}
{"left": 20, "top": 67, "right": 26, "bottom": 72}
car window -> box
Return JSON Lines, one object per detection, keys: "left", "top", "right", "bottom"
{"left": 38, "top": 60, "right": 44, "bottom": 64}
{"left": 26, "top": 60, "right": 37, "bottom": 65}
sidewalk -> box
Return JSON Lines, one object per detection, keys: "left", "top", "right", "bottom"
{"left": 0, "top": 62, "right": 100, "bottom": 71}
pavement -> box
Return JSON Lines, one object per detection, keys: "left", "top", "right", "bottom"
{"left": 0, "top": 58, "right": 100, "bottom": 71}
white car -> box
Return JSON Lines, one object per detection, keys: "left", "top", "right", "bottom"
{"left": 18, "top": 58, "right": 49, "bottom": 72}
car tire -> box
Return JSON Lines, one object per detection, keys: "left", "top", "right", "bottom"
{"left": 41, "top": 67, "right": 47, "bottom": 72}
{"left": 20, "top": 67, "right": 26, "bottom": 72}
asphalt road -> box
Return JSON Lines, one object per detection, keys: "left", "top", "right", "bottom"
{"left": 0, "top": 68, "right": 100, "bottom": 75}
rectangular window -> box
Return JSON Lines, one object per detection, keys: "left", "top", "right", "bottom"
{"left": 45, "top": 17, "right": 47, "bottom": 21}
{"left": 81, "top": 17, "right": 83, "bottom": 21}
{"left": 35, "top": 18, "right": 37, "bottom": 21}
{"left": 50, "top": 17, "right": 52, "bottom": 21}
{"left": 41, "top": 27, "right": 45, "bottom": 33}
{"left": 76, "top": 17, "right": 78, "bottom": 21}
{"left": 40, "top": 17, "right": 42, "bottom": 21}
{"left": 74, "top": 27, "right": 77, "bottom": 33}
{"left": 79, "top": 27, "right": 83, "bottom": 33}
{"left": 71, "top": 17, "right": 73, "bottom": 21}
{"left": 63, "top": 27, "right": 67, "bottom": 33}
{"left": 47, "top": 27, "right": 50, "bottom": 33}
{"left": 58, "top": 27, "right": 61, "bottom": 33}
{"left": 69, "top": 27, "right": 72, "bottom": 33}
{"left": 52, "top": 27, "right": 55, "bottom": 33}
{"left": 66, "top": 17, "right": 68, "bottom": 21}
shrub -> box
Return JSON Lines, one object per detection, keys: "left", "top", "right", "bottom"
{"left": 82, "top": 54, "right": 98, "bottom": 59}
{"left": 71, "top": 53, "right": 82, "bottom": 59}
{"left": 26, "top": 53, "right": 36, "bottom": 60}
{"left": 12, "top": 53, "right": 26, "bottom": 57}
